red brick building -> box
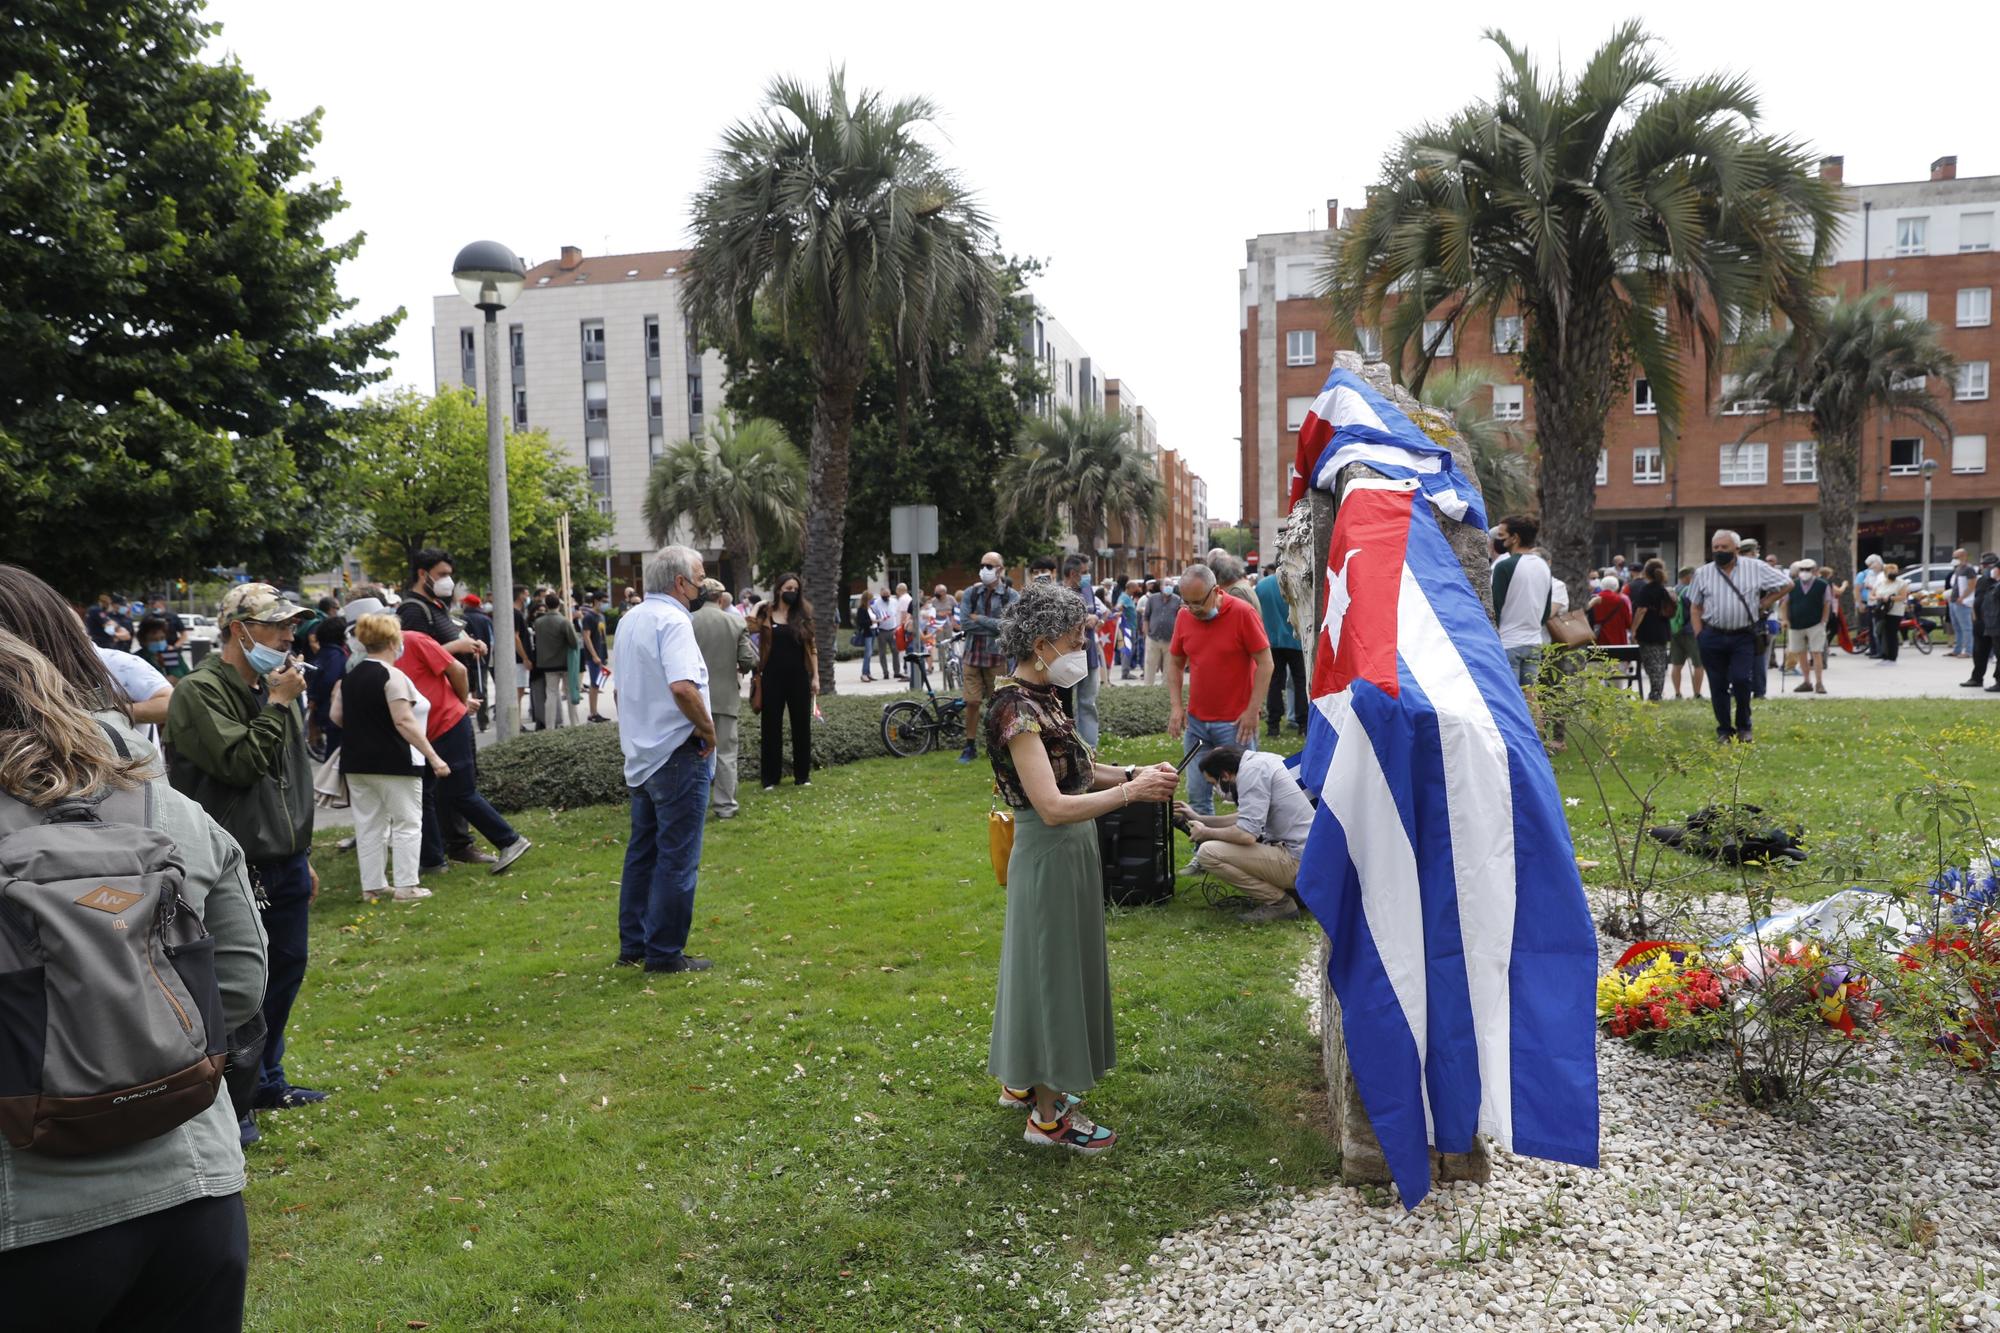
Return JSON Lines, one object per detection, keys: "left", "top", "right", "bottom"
{"left": 1241, "top": 161, "right": 1999, "bottom": 573}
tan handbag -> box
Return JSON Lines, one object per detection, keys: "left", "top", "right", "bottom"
{"left": 1545, "top": 607, "right": 1596, "bottom": 648}
{"left": 988, "top": 784, "right": 1015, "bottom": 886}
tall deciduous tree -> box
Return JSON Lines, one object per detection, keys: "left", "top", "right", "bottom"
{"left": 1326, "top": 23, "right": 1837, "bottom": 600}
{"left": 343, "top": 389, "right": 610, "bottom": 591}
{"left": 685, "top": 70, "right": 998, "bottom": 692}
{"left": 0, "top": 0, "right": 399, "bottom": 593}
{"left": 998, "top": 406, "right": 1164, "bottom": 559}
{"left": 1730, "top": 293, "right": 1956, "bottom": 611}
{"left": 642, "top": 412, "right": 806, "bottom": 591}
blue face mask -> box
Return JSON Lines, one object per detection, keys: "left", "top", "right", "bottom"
{"left": 240, "top": 630, "right": 287, "bottom": 676}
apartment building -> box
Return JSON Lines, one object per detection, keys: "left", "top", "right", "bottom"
{"left": 1024, "top": 304, "right": 1105, "bottom": 418}
{"left": 1241, "top": 163, "right": 2000, "bottom": 572}
{"left": 430, "top": 246, "right": 728, "bottom": 571}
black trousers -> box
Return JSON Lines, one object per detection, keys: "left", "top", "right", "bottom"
{"left": 759, "top": 669, "right": 813, "bottom": 786}
{"left": 1877, "top": 607, "right": 1902, "bottom": 662}
{"left": 1266, "top": 646, "right": 1308, "bottom": 731}
{"left": 0, "top": 1192, "right": 248, "bottom": 1332}
{"left": 1970, "top": 624, "right": 1992, "bottom": 683}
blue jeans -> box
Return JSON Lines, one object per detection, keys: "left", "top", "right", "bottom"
{"left": 1074, "top": 664, "right": 1101, "bottom": 748}
{"left": 1183, "top": 717, "right": 1254, "bottom": 815}
{"left": 1697, "top": 627, "right": 1756, "bottom": 739}
{"left": 423, "top": 716, "right": 519, "bottom": 862}
{"left": 1951, "top": 601, "right": 1974, "bottom": 654}
{"left": 618, "top": 742, "right": 712, "bottom": 964}
{"left": 249, "top": 851, "right": 314, "bottom": 1097}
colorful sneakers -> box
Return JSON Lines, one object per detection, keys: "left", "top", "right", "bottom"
{"left": 997, "top": 1084, "right": 1081, "bottom": 1112}
{"left": 1024, "top": 1107, "right": 1116, "bottom": 1155}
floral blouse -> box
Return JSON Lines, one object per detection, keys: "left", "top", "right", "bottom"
{"left": 984, "top": 679, "right": 1092, "bottom": 810}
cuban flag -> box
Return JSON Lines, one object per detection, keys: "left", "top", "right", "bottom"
{"left": 1286, "top": 368, "right": 1488, "bottom": 530}
{"left": 1293, "top": 474, "right": 1599, "bottom": 1210}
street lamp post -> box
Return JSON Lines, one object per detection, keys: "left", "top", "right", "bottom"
{"left": 452, "top": 241, "right": 527, "bottom": 741}
{"left": 1920, "top": 457, "right": 1940, "bottom": 592}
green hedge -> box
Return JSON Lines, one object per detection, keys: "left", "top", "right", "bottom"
{"left": 477, "top": 684, "right": 1176, "bottom": 813}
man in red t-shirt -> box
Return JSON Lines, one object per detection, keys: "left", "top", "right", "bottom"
{"left": 1167, "top": 563, "right": 1274, "bottom": 815}
{"left": 398, "top": 629, "right": 533, "bottom": 876}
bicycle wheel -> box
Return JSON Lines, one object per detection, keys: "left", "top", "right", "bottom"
{"left": 1913, "top": 623, "right": 1933, "bottom": 654}
{"left": 881, "top": 701, "right": 936, "bottom": 757}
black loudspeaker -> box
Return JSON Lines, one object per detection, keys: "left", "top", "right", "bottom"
{"left": 1096, "top": 801, "right": 1175, "bottom": 907}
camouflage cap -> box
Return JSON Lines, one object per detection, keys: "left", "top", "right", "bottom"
{"left": 699, "top": 578, "right": 728, "bottom": 598}
{"left": 219, "top": 583, "right": 309, "bottom": 626}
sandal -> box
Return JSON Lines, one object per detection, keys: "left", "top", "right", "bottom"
{"left": 1024, "top": 1106, "right": 1116, "bottom": 1155}
{"left": 391, "top": 885, "right": 434, "bottom": 903}
{"left": 361, "top": 888, "right": 390, "bottom": 903}
{"left": 998, "top": 1084, "right": 1081, "bottom": 1112}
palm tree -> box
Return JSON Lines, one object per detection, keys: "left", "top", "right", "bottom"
{"left": 998, "top": 406, "right": 1164, "bottom": 559}
{"left": 1418, "top": 367, "right": 1535, "bottom": 517}
{"left": 1325, "top": 23, "right": 1838, "bottom": 600}
{"left": 1729, "top": 292, "right": 1955, "bottom": 610}
{"left": 641, "top": 412, "right": 806, "bottom": 590}
{"left": 683, "top": 70, "right": 998, "bottom": 693}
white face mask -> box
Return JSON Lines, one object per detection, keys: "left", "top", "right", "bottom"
{"left": 432, "top": 575, "right": 456, "bottom": 601}
{"left": 979, "top": 567, "right": 998, "bottom": 585}
{"left": 1042, "top": 648, "right": 1091, "bottom": 689}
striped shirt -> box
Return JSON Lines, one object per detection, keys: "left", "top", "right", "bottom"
{"left": 1685, "top": 558, "right": 1792, "bottom": 630}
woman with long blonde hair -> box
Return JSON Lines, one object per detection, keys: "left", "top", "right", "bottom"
{"left": 0, "top": 626, "right": 269, "bottom": 1329}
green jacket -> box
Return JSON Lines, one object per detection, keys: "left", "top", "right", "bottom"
{"left": 165, "top": 650, "right": 314, "bottom": 862}
{"left": 1, "top": 717, "right": 268, "bottom": 1251}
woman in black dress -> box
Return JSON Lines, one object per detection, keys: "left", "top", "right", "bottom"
{"left": 750, "top": 572, "right": 818, "bottom": 789}
{"left": 1627, "top": 558, "right": 1677, "bottom": 702}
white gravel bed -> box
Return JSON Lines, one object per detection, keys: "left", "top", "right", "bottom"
{"left": 1092, "top": 900, "right": 2000, "bottom": 1332}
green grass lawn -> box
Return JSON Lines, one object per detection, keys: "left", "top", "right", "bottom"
{"left": 245, "top": 731, "right": 1334, "bottom": 1331}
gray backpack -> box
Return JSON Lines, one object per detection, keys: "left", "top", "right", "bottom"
{"left": 0, "top": 774, "right": 227, "bottom": 1156}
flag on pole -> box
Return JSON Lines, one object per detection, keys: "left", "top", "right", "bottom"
{"left": 1293, "top": 465, "right": 1598, "bottom": 1210}
{"left": 1286, "top": 368, "right": 1487, "bottom": 529}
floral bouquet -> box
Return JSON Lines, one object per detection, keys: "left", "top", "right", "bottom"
{"left": 1597, "top": 942, "right": 1725, "bottom": 1050}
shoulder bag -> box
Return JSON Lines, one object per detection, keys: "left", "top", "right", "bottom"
{"left": 988, "top": 782, "right": 1014, "bottom": 887}
{"left": 1545, "top": 607, "right": 1596, "bottom": 648}
{"left": 1720, "top": 569, "right": 1771, "bottom": 656}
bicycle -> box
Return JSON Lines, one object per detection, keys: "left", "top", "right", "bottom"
{"left": 881, "top": 672, "right": 968, "bottom": 757}
{"left": 938, "top": 630, "right": 964, "bottom": 692}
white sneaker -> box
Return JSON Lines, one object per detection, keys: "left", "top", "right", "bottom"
{"left": 391, "top": 885, "right": 434, "bottom": 903}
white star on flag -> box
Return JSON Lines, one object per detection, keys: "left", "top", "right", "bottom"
{"left": 1323, "top": 548, "right": 1362, "bottom": 656}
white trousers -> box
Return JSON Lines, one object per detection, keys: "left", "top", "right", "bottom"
{"left": 348, "top": 772, "right": 423, "bottom": 891}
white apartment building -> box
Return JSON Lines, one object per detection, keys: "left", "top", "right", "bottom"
{"left": 430, "top": 246, "right": 728, "bottom": 563}
{"left": 1024, "top": 303, "right": 1105, "bottom": 418}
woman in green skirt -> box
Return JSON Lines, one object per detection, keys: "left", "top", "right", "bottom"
{"left": 986, "top": 581, "right": 1180, "bottom": 1154}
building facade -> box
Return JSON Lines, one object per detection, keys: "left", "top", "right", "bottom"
{"left": 1241, "top": 165, "right": 2000, "bottom": 572}
{"left": 430, "top": 246, "right": 728, "bottom": 569}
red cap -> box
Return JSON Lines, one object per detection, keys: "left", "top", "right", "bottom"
{"left": 462, "top": 593, "right": 482, "bottom": 608}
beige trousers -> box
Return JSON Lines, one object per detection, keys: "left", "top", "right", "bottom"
{"left": 1194, "top": 838, "right": 1299, "bottom": 906}
{"left": 1143, "top": 638, "right": 1174, "bottom": 686}
{"left": 710, "top": 712, "right": 740, "bottom": 816}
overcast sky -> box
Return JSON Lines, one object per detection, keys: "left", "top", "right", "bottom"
{"left": 202, "top": 0, "right": 1999, "bottom": 520}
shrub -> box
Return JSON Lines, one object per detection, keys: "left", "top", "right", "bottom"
{"left": 479, "top": 683, "right": 1178, "bottom": 813}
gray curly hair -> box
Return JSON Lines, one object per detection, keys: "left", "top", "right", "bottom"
{"left": 997, "top": 579, "right": 1087, "bottom": 662}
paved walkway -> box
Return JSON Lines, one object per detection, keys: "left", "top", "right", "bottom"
{"left": 1733, "top": 643, "right": 1998, "bottom": 701}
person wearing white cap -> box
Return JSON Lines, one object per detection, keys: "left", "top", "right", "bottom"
{"left": 1782, "top": 560, "right": 1832, "bottom": 695}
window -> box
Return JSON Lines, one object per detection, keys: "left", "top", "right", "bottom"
{"left": 644, "top": 316, "right": 662, "bottom": 362}
{"left": 1285, "top": 329, "right": 1316, "bottom": 366}
{"left": 687, "top": 371, "right": 704, "bottom": 417}
{"left": 1633, "top": 447, "right": 1663, "bottom": 485}
{"left": 648, "top": 374, "right": 663, "bottom": 419}
{"left": 1633, "top": 379, "right": 1656, "bottom": 415}
{"left": 1491, "top": 384, "right": 1524, "bottom": 421}
{"left": 1892, "top": 291, "right": 1928, "bottom": 322}
{"left": 649, "top": 429, "right": 666, "bottom": 464}
{"left": 1595, "top": 451, "right": 1608, "bottom": 486}
{"left": 1286, "top": 396, "right": 1314, "bottom": 432}
{"left": 1959, "top": 288, "right": 1992, "bottom": 327}
{"left": 511, "top": 385, "right": 527, "bottom": 429}
{"left": 1895, "top": 216, "right": 1928, "bottom": 257}
{"left": 1958, "top": 361, "right": 1990, "bottom": 401}
{"left": 508, "top": 325, "right": 525, "bottom": 372}
{"left": 1718, "top": 374, "right": 1767, "bottom": 415}
{"left": 1279, "top": 259, "right": 1319, "bottom": 301}
{"left": 584, "top": 379, "right": 608, "bottom": 424}
{"left": 1889, "top": 438, "right": 1923, "bottom": 476}
{"left": 1719, "top": 442, "right": 1768, "bottom": 486}
{"left": 580, "top": 320, "right": 606, "bottom": 364}
{"left": 1953, "top": 434, "right": 1989, "bottom": 475}
{"left": 1421, "top": 320, "right": 1453, "bottom": 358}
{"left": 1963, "top": 212, "right": 1994, "bottom": 253}
{"left": 1782, "top": 440, "right": 1818, "bottom": 484}
{"left": 1355, "top": 327, "right": 1382, "bottom": 361}
{"left": 1492, "top": 315, "right": 1523, "bottom": 354}
{"left": 458, "top": 327, "right": 476, "bottom": 379}
{"left": 585, "top": 437, "right": 610, "bottom": 497}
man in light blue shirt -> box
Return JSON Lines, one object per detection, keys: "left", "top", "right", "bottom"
{"left": 1254, "top": 572, "right": 1306, "bottom": 736}
{"left": 612, "top": 544, "right": 718, "bottom": 974}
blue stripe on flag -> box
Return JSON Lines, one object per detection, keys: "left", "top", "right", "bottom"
{"left": 1306, "top": 370, "right": 1489, "bottom": 528}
